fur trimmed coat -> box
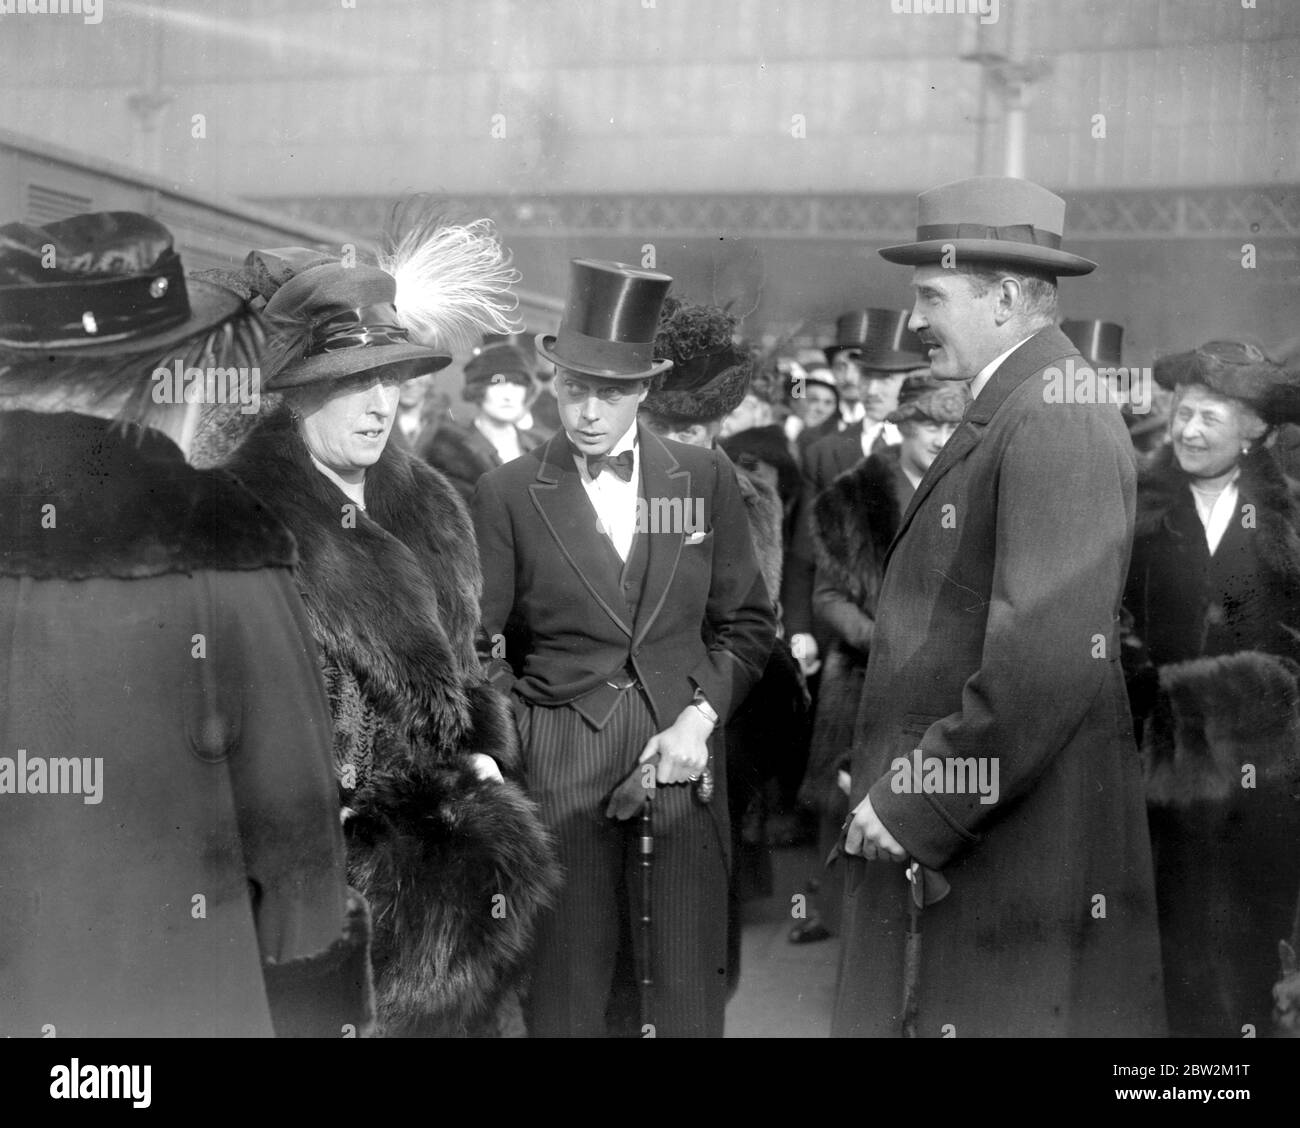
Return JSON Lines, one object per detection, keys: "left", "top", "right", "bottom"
{"left": 224, "top": 408, "right": 560, "bottom": 1036}
{"left": 0, "top": 410, "right": 371, "bottom": 1037}
{"left": 798, "top": 448, "right": 913, "bottom": 814}
{"left": 1124, "top": 444, "right": 1300, "bottom": 1037}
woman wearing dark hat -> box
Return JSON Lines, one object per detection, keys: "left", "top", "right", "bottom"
{"left": 790, "top": 376, "right": 968, "bottom": 943}
{"left": 0, "top": 211, "right": 370, "bottom": 1036}
{"left": 218, "top": 213, "right": 560, "bottom": 1037}
{"left": 1124, "top": 338, "right": 1300, "bottom": 1038}
{"left": 416, "top": 342, "right": 544, "bottom": 500}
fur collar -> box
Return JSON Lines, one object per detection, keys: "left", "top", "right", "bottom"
{"left": 812, "top": 446, "right": 911, "bottom": 609}
{"left": 225, "top": 408, "right": 482, "bottom": 749}
{"left": 419, "top": 421, "right": 498, "bottom": 490}
{"left": 0, "top": 410, "right": 296, "bottom": 580}
{"left": 1136, "top": 444, "right": 1300, "bottom": 588}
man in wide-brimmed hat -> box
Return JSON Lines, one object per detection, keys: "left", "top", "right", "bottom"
{"left": 471, "top": 260, "right": 776, "bottom": 1037}
{"left": 0, "top": 211, "right": 372, "bottom": 1036}
{"left": 833, "top": 176, "right": 1166, "bottom": 1037}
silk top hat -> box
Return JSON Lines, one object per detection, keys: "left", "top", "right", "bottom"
{"left": 255, "top": 250, "right": 452, "bottom": 391}
{"left": 1154, "top": 339, "right": 1300, "bottom": 426}
{"left": 0, "top": 211, "right": 245, "bottom": 357}
{"left": 880, "top": 176, "right": 1097, "bottom": 277}
{"left": 536, "top": 259, "right": 674, "bottom": 381}
{"left": 1062, "top": 320, "right": 1124, "bottom": 366}
{"left": 642, "top": 297, "right": 753, "bottom": 424}
{"left": 827, "top": 308, "right": 926, "bottom": 370}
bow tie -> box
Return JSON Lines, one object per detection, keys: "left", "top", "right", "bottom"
{"left": 585, "top": 449, "right": 635, "bottom": 482}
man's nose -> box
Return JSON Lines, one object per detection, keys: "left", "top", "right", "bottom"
{"left": 580, "top": 395, "right": 601, "bottom": 419}
{"left": 907, "top": 306, "right": 926, "bottom": 334}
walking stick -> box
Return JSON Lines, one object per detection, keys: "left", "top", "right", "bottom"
{"left": 637, "top": 794, "right": 654, "bottom": 1032}
{"left": 901, "top": 860, "right": 950, "bottom": 1038}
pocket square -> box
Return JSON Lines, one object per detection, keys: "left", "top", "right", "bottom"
{"left": 684, "top": 530, "right": 707, "bottom": 546}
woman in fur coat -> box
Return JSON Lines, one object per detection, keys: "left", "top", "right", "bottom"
{"left": 791, "top": 376, "right": 966, "bottom": 942}
{"left": 1124, "top": 339, "right": 1300, "bottom": 1038}
{"left": 216, "top": 220, "right": 560, "bottom": 1036}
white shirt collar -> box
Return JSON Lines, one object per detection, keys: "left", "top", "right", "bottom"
{"left": 970, "top": 333, "right": 1036, "bottom": 400}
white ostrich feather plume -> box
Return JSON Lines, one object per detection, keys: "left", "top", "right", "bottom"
{"left": 377, "top": 206, "right": 522, "bottom": 356}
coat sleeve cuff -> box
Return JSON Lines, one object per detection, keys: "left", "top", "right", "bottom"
{"left": 867, "top": 775, "right": 980, "bottom": 871}
{"left": 262, "top": 887, "right": 375, "bottom": 1038}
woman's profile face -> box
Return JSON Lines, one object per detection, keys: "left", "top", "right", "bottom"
{"left": 297, "top": 374, "right": 402, "bottom": 476}
{"left": 1170, "top": 384, "right": 1262, "bottom": 480}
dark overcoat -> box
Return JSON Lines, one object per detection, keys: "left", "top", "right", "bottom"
{"left": 1124, "top": 444, "right": 1300, "bottom": 1036}
{"left": 0, "top": 411, "right": 370, "bottom": 1037}
{"left": 417, "top": 418, "right": 543, "bottom": 502}
{"left": 832, "top": 327, "right": 1166, "bottom": 1038}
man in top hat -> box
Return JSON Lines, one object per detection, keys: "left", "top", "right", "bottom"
{"left": 784, "top": 311, "right": 928, "bottom": 673}
{"left": 833, "top": 176, "right": 1165, "bottom": 1037}
{"left": 471, "top": 260, "right": 776, "bottom": 1037}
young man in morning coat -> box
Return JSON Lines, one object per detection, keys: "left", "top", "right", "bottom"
{"left": 833, "top": 177, "right": 1165, "bottom": 1038}
{"left": 471, "top": 260, "right": 776, "bottom": 1037}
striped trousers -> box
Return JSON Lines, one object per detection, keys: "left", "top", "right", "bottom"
{"left": 518, "top": 688, "right": 729, "bottom": 1037}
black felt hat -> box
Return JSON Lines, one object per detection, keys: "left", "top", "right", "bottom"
{"left": 1153, "top": 339, "right": 1300, "bottom": 426}
{"left": 0, "top": 211, "right": 245, "bottom": 356}
{"left": 641, "top": 298, "right": 753, "bottom": 424}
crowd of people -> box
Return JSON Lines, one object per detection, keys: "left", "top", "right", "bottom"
{"left": 1, "top": 174, "right": 1298, "bottom": 1038}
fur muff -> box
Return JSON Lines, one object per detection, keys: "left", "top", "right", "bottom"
{"left": 222, "top": 406, "right": 560, "bottom": 1035}
{"left": 1143, "top": 650, "right": 1300, "bottom": 807}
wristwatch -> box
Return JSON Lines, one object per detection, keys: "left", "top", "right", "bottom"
{"left": 691, "top": 688, "right": 719, "bottom": 726}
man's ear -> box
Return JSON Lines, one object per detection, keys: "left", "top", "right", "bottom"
{"left": 993, "top": 276, "right": 1020, "bottom": 326}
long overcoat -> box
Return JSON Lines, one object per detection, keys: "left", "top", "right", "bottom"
{"left": 0, "top": 410, "right": 370, "bottom": 1037}
{"left": 832, "top": 327, "right": 1166, "bottom": 1038}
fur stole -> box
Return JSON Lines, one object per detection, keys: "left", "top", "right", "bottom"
{"left": 811, "top": 447, "right": 907, "bottom": 612}
{"left": 1135, "top": 444, "right": 1300, "bottom": 591}
{"left": 222, "top": 407, "right": 560, "bottom": 1035}
{"left": 418, "top": 420, "right": 497, "bottom": 498}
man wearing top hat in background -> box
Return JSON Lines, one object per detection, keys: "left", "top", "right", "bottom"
{"left": 471, "top": 260, "right": 776, "bottom": 1037}
{"left": 833, "top": 176, "right": 1165, "bottom": 1037}
{"left": 784, "top": 311, "right": 928, "bottom": 678}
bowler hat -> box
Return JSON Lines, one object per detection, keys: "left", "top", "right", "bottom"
{"left": 880, "top": 176, "right": 1096, "bottom": 277}
{"left": 536, "top": 259, "right": 673, "bottom": 381}
{"left": 827, "top": 308, "right": 926, "bottom": 370}
{"left": 255, "top": 251, "right": 452, "bottom": 391}
{"left": 1062, "top": 320, "right": 1124, "bottom": 367}
{"left": 0, "top": 211, "right": 245, "bottom": 357}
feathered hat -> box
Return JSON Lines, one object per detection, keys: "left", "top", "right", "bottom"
{"left": 243, "top": 205, "right": 521, "bottom": 392}
{"left": 887, "top": 374, "right": 970, "bottom": 425}
{"left": 641, "top": 297, "right": 753, "bottom": 425}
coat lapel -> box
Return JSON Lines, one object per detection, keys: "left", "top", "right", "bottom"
{"left": 528, "top": 434, "right": 633, "bottom": 637}
{"left": 883, "top": 326, "right": 1080, "bottom": 565}
{"left": 632, "top": 426, "right": 690, "bottom": 647}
